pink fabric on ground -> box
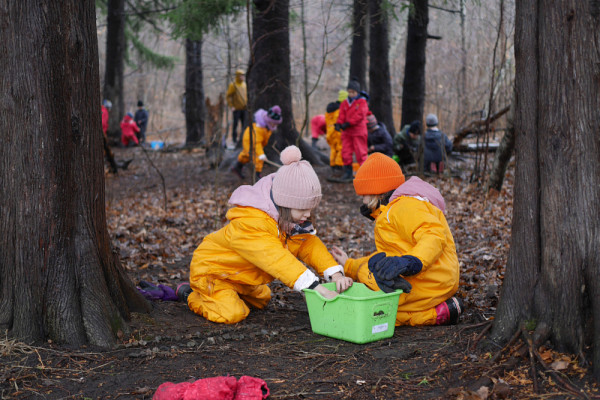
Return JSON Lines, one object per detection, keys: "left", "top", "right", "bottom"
{"left": 153, "top": 376, "right": 269, "bottom": 400}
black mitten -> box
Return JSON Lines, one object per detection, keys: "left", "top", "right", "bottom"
{"left": 360, "top": 204, "right": 375, "bottom": 220}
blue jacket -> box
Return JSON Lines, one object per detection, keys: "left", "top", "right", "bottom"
{"left": 367, "top": 122, "right": 394, "bottom": 157}
{"left": 423, "top": 128, "right": 452, "bottom": 166}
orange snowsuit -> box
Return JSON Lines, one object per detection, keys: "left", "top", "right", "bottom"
{"left": 343, "top": 177, "right": 459, "bottom": 326}
{"left": 325, "top": 106, "right": 343, "bottom": 167}
{"left": 237, "top": 123, "right": 272, "bottom": 173}
{"left": 187, "top": 175, "right": 343, "bottom": 324}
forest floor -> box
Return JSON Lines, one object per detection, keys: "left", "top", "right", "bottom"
{"left": 1, "top": 142, "right": 599, "bottom": 399}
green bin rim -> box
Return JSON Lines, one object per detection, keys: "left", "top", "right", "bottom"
{"left": 302, "top": 282, "right": 402, "bottom": 302}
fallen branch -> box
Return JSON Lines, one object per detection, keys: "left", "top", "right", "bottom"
{"left": 452, "top": 105, "right": 510, "bottom": 147}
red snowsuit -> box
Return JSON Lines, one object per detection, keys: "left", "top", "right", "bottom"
{"left": 120, "top": 114, "right": 140, "bottom": 146}
{"left": 336, "top": 97, "right": 369, "bottom": 165}
{"left": 101, "top": 106, "right": 109, "bottom": 136}
{"left": 310, "top": 114, "right": 326, "bottom": 139}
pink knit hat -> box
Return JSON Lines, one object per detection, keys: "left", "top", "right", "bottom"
{"left": 272, "top": 146, "right": 322, "bottom": 209}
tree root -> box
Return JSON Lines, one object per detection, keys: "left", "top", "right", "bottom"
{"left": 486, "top": 325, "right": 592, "bottom": 399}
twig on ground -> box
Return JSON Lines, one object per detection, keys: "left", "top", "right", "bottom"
{"left": 469, "top": 321, "right": 492, "bottom": 350}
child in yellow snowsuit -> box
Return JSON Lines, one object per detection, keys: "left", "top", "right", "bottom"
{"left": 325, "top": 90, "right": 347, "bottom": 177}
{"left": 330, "top": 153, "right": 463, "bottom": 326}
{"left": 181, "top": 146, "right": 353, "bottom": 324}
{"left": 232, "top": 106, "right": 282, "bottom": 180}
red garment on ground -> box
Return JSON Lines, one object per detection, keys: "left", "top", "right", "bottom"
{"left": 310, "top": 114, "right": 326, "bottom": 139}
{"left": 120, "top": 114, "right": 140, "bottom": 146}
{"left": 153, "top": 376, "right": 269, "bottom": 400}
{"left": 101, "top": 106, "right": 109, "bottom": 136}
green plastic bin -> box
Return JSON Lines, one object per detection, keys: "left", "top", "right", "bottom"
{"left": 303, "top": 282, "right": 401, "bottom": 344}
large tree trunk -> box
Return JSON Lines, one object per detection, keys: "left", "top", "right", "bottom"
{"left": 368, "top": 0, "right": 395, "bottom": 136}
{"left": 491, "top": 0, "right": 600, "bottom": 380}
{"left": 249, "top": 0, "right": 323, "bottom": 164}
{"left": 349, "top": 0, "right": 368, "bottom": 89}
{"left": 103, "top": 0, "right": 126, "bottom": 142}
{"left": 185, "top": 38, "right": 205, "bottom": 146}
{"left": 0, "top": 0, "right": 150, "bottom": 347}
{"left": 400, "top": 0, "right": 428, "bottom": 128}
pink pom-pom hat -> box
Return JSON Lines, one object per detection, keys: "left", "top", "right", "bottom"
{"left": 272, "top": 145, "right": 321, "bottom": 209}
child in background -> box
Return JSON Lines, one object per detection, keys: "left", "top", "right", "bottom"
{"left": 180, "top": 145, "right": 353, "bottom": 324}
{"left": 101, "top": 99, "right": 112, "bottom": 137}
{"left": 366, "top": 114, "right": 393, "bottom": 157}
{"left": 310, "top": 114, "right": 327, "bottom": 148}
{"left": 330, "top": 153, "right": 463, "bottom": 326}
{"left": 120, "top": 112, "right": 140, "bottom": 147}
{"left": 325, "top": 90, "right": 347, "bottom": 179}
{"left": 335, "top": 79, "right": 369, "bottom": 182}
{"left": 393, "top": 120, "right": 422, "bottom": 167}
{"left": 231, "top": 106, "right": 282, "bottom": 180}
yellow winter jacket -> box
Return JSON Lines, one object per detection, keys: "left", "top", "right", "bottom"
{"left": 237, "top": 123, "right": 272, "bottom": 171}
{"left": 226, "top": 79, "right": 247, "bottom": 110}
{"left": 325, "top": 109, "right": 343, "bottom": 167}
{"left": 344, "top": 177, "right": 459, "bottom": 326}
{"left": 190, "top": 205, "right": 341, "bottom": 291}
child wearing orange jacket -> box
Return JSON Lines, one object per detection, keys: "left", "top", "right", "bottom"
{"left": 325, "top": 90, "right": 348, "bottom": 178}
{"left": 179, "top": 146, "right": 353, "bottom": 324}
{"left": 330, "top": 153, "right": 463, "bottom": 326}
{"left": 232, "top": 106, "right": 282, "bottom": 180}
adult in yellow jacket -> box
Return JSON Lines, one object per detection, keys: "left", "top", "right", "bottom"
{"left": 181, "top": 146, "right": 353, "bottom": 324}
{"left": 331, "top": 153, "right": 463, "bottom": 326}
{"left": 232, "top": 106, "right": 282, "bottom": 180}
{"left": 226, "top": 69, "right": 248, "bottom": 144}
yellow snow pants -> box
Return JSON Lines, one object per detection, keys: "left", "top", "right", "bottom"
{"left": 187, "top": 276, "right": 272, "bottom": 324}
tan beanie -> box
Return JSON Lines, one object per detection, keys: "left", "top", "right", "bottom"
{"left": 272, "top": 146, "right": 322, "bottom": 209}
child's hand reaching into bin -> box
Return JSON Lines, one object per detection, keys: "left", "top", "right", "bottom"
{"left": 331, "top": 272, "right": 353, "bottom": 293}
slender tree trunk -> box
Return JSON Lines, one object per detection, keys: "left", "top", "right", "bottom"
{"left": 400, "top": 0, "right": 428, "bottom": 128}
{"left": 349, "top": 0, "right": 368, "bottom": 88}
{"left": 103, "top": 0, "right": 126, "bottom": 142}
{"left": 0, "top": 0, "right": 150, "bottom": 347}
{"left": 368, "top": 0, "right": 395, "bottom": 136}
{"left": 457, "top": 0, "right": 467, "bottom": 129}
{"left": 185, "top": 38, "right": 205, "bottom": 146}
{"left": 486, "top": 98, "right": 515, "bottom": 192}
{"left": 491, "top": 0, "right": 600, "bottom": 380}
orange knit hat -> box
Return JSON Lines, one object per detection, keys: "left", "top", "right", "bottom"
{"left": 353, "top": 153, "right": 405, "bottom": 195}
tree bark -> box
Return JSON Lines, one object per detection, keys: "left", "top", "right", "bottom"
{"left": 400, "top": 0, "right": 428, "bottom": 128}
{"left": 0, "top": 0, "right": 150, "bottom": 347}
{"left": 103, "top": 0, "right": 126, "bottom": 142}
{"left": 368, "top": 0, "right": 396, "bottom": 136}
{"left": 491, "top": 0, "right": 600, "bottom": 380}
{"left": 185, "top": 38, "right": 205, "bottom": 146}
{"left": 349, "top": 0, "right": 368, "bottom": 89}
{"left": 486, "top": 100, "right": 515, "bottom": 192}
{"left": 248, "top": 0, "right": 323, "bottom": 164}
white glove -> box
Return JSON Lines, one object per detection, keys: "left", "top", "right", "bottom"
{"left": 258, "top": 154, "right": 267, "bottom": 161}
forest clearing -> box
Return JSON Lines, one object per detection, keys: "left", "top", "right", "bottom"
{"left": 2, "top": 146, "right": 598, "bottom": 399}
{"left": 2, "top": 0, "right": 600, "bottom": 399}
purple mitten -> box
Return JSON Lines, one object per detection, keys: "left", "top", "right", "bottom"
{"left": 138, "top": 281, "right": 165, "bottom": 301}
{"left": 158, "top": 285, "right": 179, "bottom": 301}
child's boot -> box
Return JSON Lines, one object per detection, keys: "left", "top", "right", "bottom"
{"left": 435, "top": 296, "right": 464, "bottom": 325}
{"left": 231, "top": 161, "right": 245, "bottom": 179}
{"left": 330, "top": 165, "right": 343, "bottom": 178}
{"left": 340, "top": 165, "right": 354, "bottom": 183}
{"left": 176, "top": 282, "right": 192, "bottom": 303}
